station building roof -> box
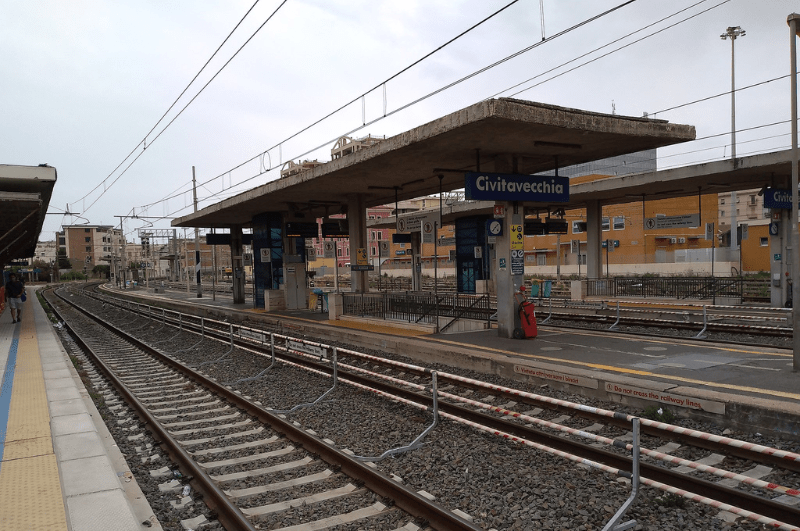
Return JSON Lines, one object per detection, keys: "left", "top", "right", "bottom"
{"left": 0, "top": 164, "right": 57, "bottom": 265}
{"left": 366, "top": 149, "right": 797, "bottom": 229}
{"left": 173, "top": 98, "right": 696, "bottom": 229}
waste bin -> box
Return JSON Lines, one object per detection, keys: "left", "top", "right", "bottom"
{"left": 513, "top": 286, "right": 537, "bottom": 339}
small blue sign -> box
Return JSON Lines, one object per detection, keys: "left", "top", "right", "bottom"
{"left": 769, "top": 222, "right": 779, "bottom": 236}
{"left": 465, "top": 172, "right": 569, "bottom": 202}
{"left": 486, "top": 219, "right": 503, "bottom": 237}
{"left": 763, "top": 189, "right": 793, "bottom": 210}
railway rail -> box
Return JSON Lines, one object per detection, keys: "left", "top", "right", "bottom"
{"left": 46, "top": 286, "right": 478, "bottom": 531}
{"left": 145, "top": 279, "right": 792, "bottom": 343}
{"left": 44, "top": 284, "right": 800, "bottom": 530}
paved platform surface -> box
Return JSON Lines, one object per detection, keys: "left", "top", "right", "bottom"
{"left": 0, "top": 289, "right": 158, "bottom": 531}
{"left": 118, "top": 286, "right": 800, "bottom": 425}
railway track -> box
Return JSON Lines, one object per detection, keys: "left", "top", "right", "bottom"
{"left": 48, "top": 285, "right": 800, "bottom": 530}
{"left": 46, "top": 287, "right": 478, "bottom": 531}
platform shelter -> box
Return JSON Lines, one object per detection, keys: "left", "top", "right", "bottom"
{"left": 173, "top": 98, "right": 695, "bottom": 337}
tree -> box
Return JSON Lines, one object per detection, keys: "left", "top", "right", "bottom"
{"left": 92, "top": 264, "right": 110, "bottom": 279}
{"left": 57, "top": 248, "right": 71, "bottom": 269}
{"left": 31, "top": 259, "right": 53, "bottom": 282}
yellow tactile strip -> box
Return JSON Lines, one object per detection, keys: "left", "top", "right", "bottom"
{"left": 0, "top": 310, "right": 68, "bottom": 530}
{"left": 0, "top": 454, "right": 67, "bottom": 530}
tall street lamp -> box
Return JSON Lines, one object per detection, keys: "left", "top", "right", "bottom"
{"left": 788, "top": 13, "right": 799, "bottom": 372}
{"left": 721, "top": 26, "right": 745, "bottom": 252}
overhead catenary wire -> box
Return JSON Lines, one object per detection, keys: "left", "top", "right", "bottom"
{"left": 503, "top": 0, "right": 730, "bottom": 100}
{"left": 123, "top": 0, "right": 781, "bottom": 229}
{"left": 132, "top": 0, "right": 526, "bottom": 216}
{"left": 71, "top": 0, "right": 286, "bottom": 216}
{"left": 131, "top": 0, "right": 640, "bottom": 222}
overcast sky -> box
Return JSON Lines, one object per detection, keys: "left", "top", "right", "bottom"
{"left": 2, "top": 0, "right": 797, "bottom": 242}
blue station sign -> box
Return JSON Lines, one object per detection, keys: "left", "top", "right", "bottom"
{"left": 465, "top": 172, "right": 569, "bottom": 202}
{"left": 763, "top": 188, "right": 793, "bottom": 210}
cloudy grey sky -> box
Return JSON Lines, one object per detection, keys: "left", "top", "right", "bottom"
{"left": 2, "top": 0, "right": 797, "bottom": 242}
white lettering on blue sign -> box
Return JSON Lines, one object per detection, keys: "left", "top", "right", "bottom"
{"left": 764, "top": 189, "right": 794, "bottom": 210}
{"left": 465, "top": 172, "right": 569, "bottom": 202}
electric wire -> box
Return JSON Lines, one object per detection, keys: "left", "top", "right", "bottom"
{"left": 132, "top": 0, "right": 526, "bottom": 215}
{"left": 70, "top": 0, "right": 263, "bottom": 212}
{"left": 120, "top": 0, "right": 781, "bottom": 230}
{"left": 73, "top": 0, "right": 286, "bottom": 216}
{"left": 651, "top": 74, "right": 792, "bottom": 116}
{"left": 487, "top": 0, "right": 716, "bottom": 101}
{"left": 504, "top": 0, "right": 730, "bottom": 99}
{"left": 134, "top": 0, "right": 640, "bottom": 221}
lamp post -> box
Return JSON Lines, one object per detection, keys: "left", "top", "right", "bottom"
{"left": 788, "top": 13, "right": 800, "bottom": 372}
{"left": 721, "top": 26, "right": 745, "bottom": 253}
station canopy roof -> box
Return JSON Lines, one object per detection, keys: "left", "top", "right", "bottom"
{"left": 368, "top": 149, "right": 797, "bottom": 229}
{"left": 0, "top": 164, "right": 57, "bottom": 264}
{"left": 173, "top": 98, "right": 695, "bottom": 229}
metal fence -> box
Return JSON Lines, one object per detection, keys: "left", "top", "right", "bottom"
{"left": 342, "top": 292, "right": 493, "bottom": 327}
{"left": 585, "top": 277, "right": 768, "bottom": 301}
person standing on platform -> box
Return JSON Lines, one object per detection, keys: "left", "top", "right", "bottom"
{"left": 5, "top": 272, "right": 26, "bottom": 323}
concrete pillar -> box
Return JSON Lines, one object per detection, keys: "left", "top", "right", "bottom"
{"left": 771, "top": 207, "right": 789, "bottom": 307}
{"left": 585, "top": 200, "right": 603, "bottom": 279}
{"left": 411, "top": 231, "right": 422, "bottom": 291}
{"left": 347, "top": 194, "right": 368, "bottom": 293}
{"left": 230, "top": 225, "right": 245, "bottom": 304}
{"left": 769, "top": 178, "right": 790, "bottom": 307}
{"left": 494, "top": 201, "right": 524, "bottom": 338}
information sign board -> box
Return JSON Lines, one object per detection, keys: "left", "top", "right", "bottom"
{"left": 356, "top": 248, "right": 368, "bottom": 266}
{"left": 260, "top": 248, "right": 271, "bottom": 263}
{"left": 287, "top": 340, "right": 326, "bottom": 358}
{"left": 465, "top": 172, "right": 569, "bottom": 202}
{"left": 510, "top": 224, "right": 523, "bottom": 250}
{"left": 511, "top": 249, "right": 524, "bottom": 275}
{"left": 398, "top": 211, "right": 439, "bottom": 233}
{"left": 644, "top": 214, "right": 699, "bottom": 230}
{"left": 763, "top": 188, "right": 793, "bottom": 210}
{"left": 323, "top": 241, "right": 336, "bottom": 259}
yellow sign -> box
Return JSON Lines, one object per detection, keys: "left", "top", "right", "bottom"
{"left": 356, "top": 248, "right": 368, "bottom": 266}
{"left": 510, "top": 224, "right": 523, "bottom": 250}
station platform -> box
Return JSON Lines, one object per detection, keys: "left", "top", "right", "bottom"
{"left": 0, "top": 289, "right": 158, "bottom": 531}
{"left": 111, "top": 285, "right": 800, "bottom": 436}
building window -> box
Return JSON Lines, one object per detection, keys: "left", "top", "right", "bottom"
{"left": 85, "top": 246, "right": 91, "bottom": 252}
{"left": 537, "top": 254, "right": 547, "bottom": 266}
{"left": 572, "top": 220, "right": 584, "bottom": 234}
{"left": 602, "top": 217, "right": 610, "bottom": 231}
{"left": 720, "top": 198, "right": 725, "bottom": 205}
{"left": 760, "top": 237, "right": 769, "bottom": 246}
{"left": 85, "top": 237, "right": 91, "bottom": 242}
{"left": 578, "top": 254, "right": 587, "bottom": 265}
{"left": 84, "top": 228, "right": 90, "bottom": 233}
{"left": 613, "top": 216, "right": 625, "bottom": 230}
{"left": 720, "top": 210, "right": 725, "bottom": 218}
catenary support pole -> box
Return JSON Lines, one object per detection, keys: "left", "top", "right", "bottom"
{"left": 192, "top": 166, "right": 203, "bottom": 298}
{"left": 788, "top": 13, "right": 800, "bottom": 371}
